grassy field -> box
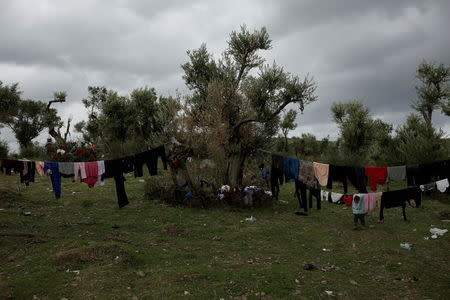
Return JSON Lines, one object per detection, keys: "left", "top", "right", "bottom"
{"left": 0, "top": 170, "right": 449, "bottom": 299}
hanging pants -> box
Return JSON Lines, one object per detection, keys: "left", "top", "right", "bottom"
{"left": 44, "top": 162, "right": 61, "bottom": 199}
{"left": 104, "top": 159, "right": 129, "bottom": 208}
{"left": 309, "top": 187, "right": 321, "bottom": 210}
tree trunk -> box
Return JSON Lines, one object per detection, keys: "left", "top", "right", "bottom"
{"left": 169, "top": 159, "right": 192, "bottom": 188}
{"left": 284, "top": 134, "right": 289, "bottom": 152}
{"left": 19, "top": 140, "right": 32, "bottom": 151}
{"left": 166, "top": 137, "right": 194, "bottom": 189}
{"left": 226, "top": 151, "right": 247, "bottom": 187}
{"left": 48, "top": 128, "right": 66, "bottom": 148}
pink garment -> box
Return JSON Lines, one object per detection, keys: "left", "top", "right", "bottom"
{"left": 74, "top": 162, "right": 87, "bottom": 181}
{"left": 35, "top": 161, "right": 45, "bottom": 176}
{"left": 83, "top": 161, "right": 98, "bottom": 188}
{"left": 313, "top": 162, "right": 329, "bottom": 186}
{"left": 365, "top": 193, "right": 375, "bottom": 212}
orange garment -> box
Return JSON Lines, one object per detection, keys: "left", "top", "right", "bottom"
{"left": 365, "top": 167, "right": 387, "bottom": 191}
{"left": 313, "top": 162, "right": 329, "bottom": 186}
{"left": 35, "top": 161, "right": 45, "bottom": 176}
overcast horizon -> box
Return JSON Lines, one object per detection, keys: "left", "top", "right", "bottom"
{"left": 1, "top": 0, "right": 449, "bottom": 153}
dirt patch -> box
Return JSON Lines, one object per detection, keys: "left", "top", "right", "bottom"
{"left": 54, "top": 243, "right": 125, "bottom": 267}
{"left": 159, "top": 223, "right": 188, "bottom": 237}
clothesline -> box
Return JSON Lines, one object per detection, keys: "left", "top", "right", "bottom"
{"left": 0, "top": 145, "right": 168, "bottom": 208}
{"left": 264, "top": 150, "right": 449, "bottom": 220}
{"left": 256, "top": 147, "right": 449, "bottom": 170}
{"left": 0, "top": 143, "right": 169, "bottom": 164}
{"left": 256, "top": 147, "right": 449, "bottom": 194}
{"left": 1, "top": 145, "right": 448, "bottom": 213}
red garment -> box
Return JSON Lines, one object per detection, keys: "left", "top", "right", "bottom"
{"left": 343, "top": 194, "right": 354, "bottom": 207}
{"left": 75, "top": 148, "right": 85, "bottom": 155}
{"left": 365, "top": 167, "right": 387, "bottom": 191}
{"left": 82, "top": 161, "right": 98, "bottom": 188}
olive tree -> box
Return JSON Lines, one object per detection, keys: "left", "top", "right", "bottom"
{"left": 181, "top": 25, "right": 317, "bottom": 186}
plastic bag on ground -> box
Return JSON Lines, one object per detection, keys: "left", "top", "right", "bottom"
{"left": 429, "top": 228, "right": 448, "bottom": 236}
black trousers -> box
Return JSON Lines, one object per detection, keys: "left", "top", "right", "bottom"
{"left": 104, "top": 159, "right": 129, "bottom": 208}
{"left": 354, "top": 214, "right": 365, "bottom": 225}
{"left": 309, "top": 187, "right": 321, "bottom": 210}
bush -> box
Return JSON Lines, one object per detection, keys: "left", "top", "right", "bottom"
{"left": 144, "top": 172, "right": 174, "bottom": 202}
{"left": 145, "top": 157, "right": 275, "bottom": 209}
{"left": 19, "top": 143, "right": 46, "bottom": 160}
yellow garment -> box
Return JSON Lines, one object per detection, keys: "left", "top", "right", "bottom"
{"left": 313, "top": 162, "right": 329, "bottom": 186}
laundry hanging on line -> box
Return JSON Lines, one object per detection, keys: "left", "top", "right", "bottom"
{"left": 0, "top": 145, "right": 168, "bottom": 208}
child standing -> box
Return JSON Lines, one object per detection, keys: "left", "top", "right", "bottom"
{"left": 352, "top": 194, "right": 365, "bottom": 229}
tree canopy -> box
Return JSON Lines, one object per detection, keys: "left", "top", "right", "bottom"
{"left": 411, "top": 60, "right": 450, "bottom": 128}
{"left": 0, "top": 81, "right": 21, "bottom": 128}
{"left": 331, "top": 100, "right": 393, "bottom": 165}
{"left": 3, "top": 99, "right": 50, "bottom": 149}
{"left": 181, "top": 25, "right": 317, "bottom": 185}
{"left": 75, "top": 86, "right": 180, "bottom": 157}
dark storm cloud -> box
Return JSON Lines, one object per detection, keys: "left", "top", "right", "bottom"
{"left": 262, "top": 0, "right": 433, "bottom": 39}
{"left": 0, "top": 0, "right": 449, "bottom": 151}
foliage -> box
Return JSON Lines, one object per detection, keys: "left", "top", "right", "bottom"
{"left": 129, "top": 87, "right": 181, "bottom": 148}
{"left": 1, "top": 99, "right": 52, "bottom": 149}
{"left": 391, "top": 113, "right": 447, "bottom": 164}
{"left": 181, "top": 25, "right": 317, "bottom": 185}
{"left": 0, "top": 82, "right": 62, "bottom": 152}
{"left": 411, "top": 60, "right": 450, "bottom": 127}
{"left": 280, "top": 109, "right": 297, "bottom": 152}
{"left": 99, "top": 91, "right": 133, "bottom": 154}
{"left": 0, "top": 81, "right": 21, "bottom": 127}
{"left": 75, "top": 86, "right": 180, "bottom": 157}
{"left": 75, "top": 86, "right": 109, "bottom": 147}
{"left": 331, "top": 100, "right": 393, "bottom": 166}
{"left": 18, "top": 142, "right": 47, "bottom": 159}
{"left": 296, "top": 133, "right": 320, "bottom": 158}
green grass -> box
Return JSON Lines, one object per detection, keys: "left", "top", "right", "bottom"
{"left": 0, "top": 171, "right": 449, "bottom": 299}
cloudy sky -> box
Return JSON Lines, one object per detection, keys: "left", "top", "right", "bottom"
{"left": 1, "top": 0, "right": 449, "bottom": 152}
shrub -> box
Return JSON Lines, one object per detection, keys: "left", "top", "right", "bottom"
{"left": 19, "top": 142, "right": 46, "bottom": 160}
